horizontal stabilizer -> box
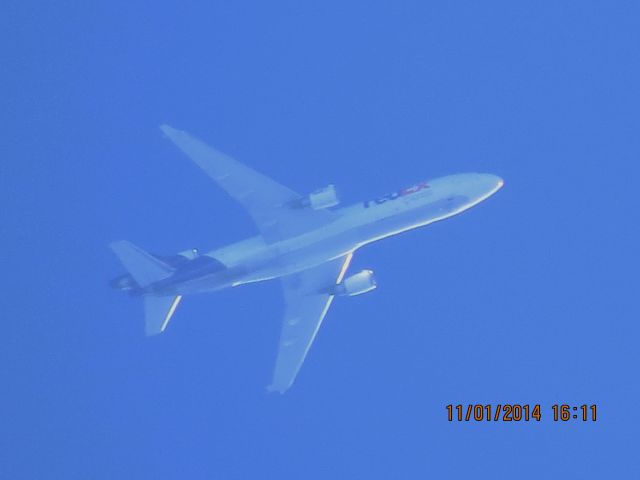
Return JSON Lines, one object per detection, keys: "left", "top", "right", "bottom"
{"left": 144, "top": 295, "right": 182, "bottom": 335}
{"left": 110, "top": 240, "right": 174, "bottom": 288}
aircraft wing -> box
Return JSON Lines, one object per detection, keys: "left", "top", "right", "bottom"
{"left": 160, "top": 124, "right": 335, "bottom": 243}
{"left": 268, "top": 253, "right": 353, "bottom": 393}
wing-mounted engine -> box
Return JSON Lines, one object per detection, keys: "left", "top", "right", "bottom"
{"left": 334, "top": 269, "right": 377, "bottom": 296}
{"left": 290, "top": 185, "right": 339, "bottom": 210}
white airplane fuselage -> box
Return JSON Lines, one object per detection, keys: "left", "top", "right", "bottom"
{"left": 150, "top": 173, "right": 503, "bottom": 296}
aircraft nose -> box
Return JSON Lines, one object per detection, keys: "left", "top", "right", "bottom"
{"left": 463, "top": 174, "right": 504, "bottom": 203}
{"left": 478, "top": 173, "right": 504, "bottom": 191}
{"left": 438, "top": 173, "right": 504, "bottom": 196}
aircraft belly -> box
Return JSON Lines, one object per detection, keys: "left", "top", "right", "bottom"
{"left": 158, "top": 266, "right": 246, "bottom": 295}
{"left": 238, "top": 230, "right": 359, "bottom": 283}
{"left": 153, "top": 196, "right": 469, "bottom": 294}
{"left": 358, "top": 195, "right": 470, "bottom": 244}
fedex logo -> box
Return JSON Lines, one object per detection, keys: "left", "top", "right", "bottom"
{"left": 363, "top": 181, "right": 430, "bottom": 208}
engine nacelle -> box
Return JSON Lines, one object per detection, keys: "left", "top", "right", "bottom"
{"left": 289, "top": 185, "right": 339, "bottom": 210}
{"left": 309, "top": 185, "right": 339, "bottom": 209}
{"left": 335, "top": 270, "right": 377, "bottom": 296}
{"left": 178, "top": 247, "right": 199, "bottom": 260}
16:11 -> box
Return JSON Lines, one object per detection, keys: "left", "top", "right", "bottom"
{"left": 552, "top": 404, "right": 597, "bottom": 421}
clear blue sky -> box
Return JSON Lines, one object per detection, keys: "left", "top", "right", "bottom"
{"left": 2, "top": 1, "right": 639, "bottom": 478}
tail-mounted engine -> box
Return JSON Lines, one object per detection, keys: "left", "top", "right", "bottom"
{"left": 334, "top": 269, "right": 377, "bottom": 296}
{"left": 290, "top": 185, "right": 339, "bottom": 210}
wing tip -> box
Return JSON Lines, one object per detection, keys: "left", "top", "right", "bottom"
{"left": 109, "top": 239, "right": 128, "bottom": 251}
{"left": 266, "top": 384, "right": 288, "bottom": 394}
{"left": 159, "top": 123, "right": 178, "bottom": 137}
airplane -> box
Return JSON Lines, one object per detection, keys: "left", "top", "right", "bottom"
{"left": 110, "top": 125, "right": 504, "bottom": 393}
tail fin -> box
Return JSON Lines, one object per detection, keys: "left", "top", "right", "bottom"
{"left": 110, "top": 240, "right": 183, "bottom": 335}
{"left": 144, "top": 295, "right": 182, "bottom": 335}
{"left": 110, "top": 240, "right": 173, "bottom": 288}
